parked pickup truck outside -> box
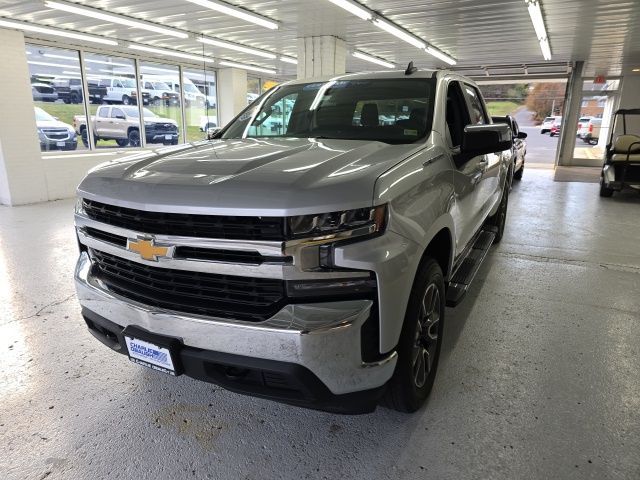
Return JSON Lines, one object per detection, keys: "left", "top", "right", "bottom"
{"left": 74, "top": 69, "right": 512, "bottom": 413}
{"left": 73, "top": 105, "right": 179, "bottom": 148}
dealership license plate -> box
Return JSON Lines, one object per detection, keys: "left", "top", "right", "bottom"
{"left": 125, "top": 335, "right": 176, "bottom": 375}
{"left": 56, "top": 141, "right": 66, "bottom": 147}
{"left": 165, "top": 134, "right": 172, "bottom": 141}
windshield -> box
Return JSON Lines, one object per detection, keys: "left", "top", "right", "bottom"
{"left": 34, "top": 107, "right": 55, "bottom": 122}
{"left": 183, "top": 83, "right": 199, "bottom": 94}
{"left": 121, "top": 107, "right": 157, "bottom": 118}
{"left": 153, "top": 82, "right": 171, "bottom": 90}
{"left": 543, "top": 117, "right": 555, "bottom": 123}
{"left": 222, "top": 78, "right": 436, "bottom": 144}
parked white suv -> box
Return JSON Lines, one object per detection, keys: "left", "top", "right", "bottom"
{"left": 540, "top": 115, "right": 562, "bottom": 134}
{"left": 99, "top": 78, "right": 150, "bottom": 105}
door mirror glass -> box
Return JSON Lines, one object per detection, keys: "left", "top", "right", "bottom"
{"left": 517, "top": 131, "right": 528, "bottom": 139}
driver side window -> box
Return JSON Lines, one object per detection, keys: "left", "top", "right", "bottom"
{"left": 445, "top": 81, "right": 470, "bottom": 149}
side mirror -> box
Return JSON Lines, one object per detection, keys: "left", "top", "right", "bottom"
{"left": 517, "top": 131, "right": 528, "bottom": 139}
{"left": 461, "top": 124, "right": 512, "bottom": 158}
{"left": 207, "top": 127, "right": 221, "bottom": 140}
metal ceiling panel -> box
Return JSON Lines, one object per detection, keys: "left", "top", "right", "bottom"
{"left": 0, "top": 0, "right": 638, "bottom": 78}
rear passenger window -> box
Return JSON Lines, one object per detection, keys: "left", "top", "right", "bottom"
{"left": 464, "top": 85, "right": 488, "bottom": 125}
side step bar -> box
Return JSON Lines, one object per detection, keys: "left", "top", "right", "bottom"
{"left": 445, "top": 229, "right": 495, "bottom": 307}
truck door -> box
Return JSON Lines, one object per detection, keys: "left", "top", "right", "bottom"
{"left": 447, "top": 80, "right": 487, "bottom": 253}
{"left": 95, "top": 106, "right": 111, "bottom": 138}
{"left": 110, "top": 107, "right": 127, "bottom": 140}
{"left": 462, "top": 83, "right": 502, "bottom": 219}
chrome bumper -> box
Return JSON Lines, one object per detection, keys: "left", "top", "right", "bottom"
{"left": 74, "top": 252, "right": 397, "bottom": 395}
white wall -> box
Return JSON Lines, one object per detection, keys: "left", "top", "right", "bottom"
{"left": 0, "top": 28, "right": 48, "bottom": 205}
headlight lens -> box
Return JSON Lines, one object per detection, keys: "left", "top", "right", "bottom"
{"left": 287, "top": 204, "right": 387, "bottom": 239}
{"left": 74, "top": 197, "right": 84, "bottom": 214}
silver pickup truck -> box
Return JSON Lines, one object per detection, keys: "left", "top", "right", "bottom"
{"left": 74, "top": 69, "right": 512, "bottom": 413}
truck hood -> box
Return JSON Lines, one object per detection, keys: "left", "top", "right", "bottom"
{"left": 37, "top": 119, "right": 74, "bottom": 130}
{"left": 78, "top": 138, "right": 427, "bottom": 216}
{"left": 145, "top": 117, "right": 177, "bottom": 126}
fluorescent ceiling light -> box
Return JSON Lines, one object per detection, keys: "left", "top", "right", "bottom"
{"left": 184, "top": 0, "right": 279, "bottom": 30}
{"left": 219, "top": 60, "right": 276, "bottom": 75}
{"left": 352, "top": 51, "right": 394, "bottom": 69}
{"left": 197, "top": 37, "right": 276, "bottom": 59}
{"left": 539, "top": 38, "right": 552, "bottom": 61}
{"left": 280, "top": 56, "right": 298, "bottom": 65}
{"left": 372, "top": 17, "right": 426, "bottom": 49}
{"left": 425, "top": 46, "right": 457, "bottom": 65}
{"left": 633, "top": 68, "right": 640, "bottom": 72}
{"left": 28, "top": 60, "right": 80, "bottom": 69}
{"left": 526, "top": 0, "right": 551, "bottom": 60}
{"left": 44, "top": 0, "right": 189, "bottom": 39}
{"left": 85, "top": 59, "right": 131, "bottom": 67}
{"left": 62, "top": 71, "right": 81, "bottom": 76}
{"left": 129, "top": 44, "right": 215, "bottom": 63}
{"left": 43, "top": 53, "right": 77, "bottom": 61}
{"left": 326, "top": 0, "right": 372, "bottom": 20}
{"left": 0, "top": 18, "right": 118, "bottom": 45}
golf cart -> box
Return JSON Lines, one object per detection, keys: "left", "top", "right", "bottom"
{"left": 600, "top": 108, "right": 640, "bottom": 197}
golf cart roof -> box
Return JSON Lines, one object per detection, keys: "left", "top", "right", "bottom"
{"left": 614, "top": 108, "right": 640, "bottom": 115}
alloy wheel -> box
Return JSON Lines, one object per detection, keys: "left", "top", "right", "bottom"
{"left": 412, "top": 283, "right": 441, "bottom": 388}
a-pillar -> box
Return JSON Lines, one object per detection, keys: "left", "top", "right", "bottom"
{"left": 297, "top": 36, "right": 347, "bottom": 80}
{"left": 0, "top": 28, "right": 47, "bottom": 205}
{"left": 217, "top": 68, "right": 248, "bottom": 128}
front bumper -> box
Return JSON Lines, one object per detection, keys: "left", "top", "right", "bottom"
{"left": 75, "top": 251, "right": 397, "bottom": 411}
{"left": 146, "top": 133, "right": 179, "bottom": 144}
{"left": 40, "top": 139, "right": 78, "bottom": 151}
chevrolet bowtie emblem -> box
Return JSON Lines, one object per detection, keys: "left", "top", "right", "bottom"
{"left": 127, "top": 238, "right": 171, "bottom": 261}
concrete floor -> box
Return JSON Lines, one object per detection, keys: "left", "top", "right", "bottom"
{"left": 1, "top": 168, "right": 639, "bottom": 480}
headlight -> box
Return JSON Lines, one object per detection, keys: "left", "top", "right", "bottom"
{"left": 75, "top": 197, "right": 84, "bottom": 214}
{"left": 37, "top": 129, "right": 46, "bottom": 141}
{"left": 287, "top": 204, "right": 387, "bottom": 239}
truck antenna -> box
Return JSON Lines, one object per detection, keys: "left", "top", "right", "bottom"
{"left": 405, "top": 61, "right": 418, "bottom": 75}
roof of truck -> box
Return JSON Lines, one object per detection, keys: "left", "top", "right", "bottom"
{"left": 284, "top": 69, "right": 442, "bottom": 86}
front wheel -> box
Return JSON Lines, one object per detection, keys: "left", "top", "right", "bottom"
{"left": 488, "top": 177, "right": 510, "bottom": 243}
{"left": 127, "top": 129, "right": 141, "bottom": 147}
{"left": 599, "top": 177, "right": 614, "bottom": 197}
{"left": 122, "top": 95, "right": 131, "bottom": 105}
{"left": 383, "top": 258, "right": 445, "bottom": 413}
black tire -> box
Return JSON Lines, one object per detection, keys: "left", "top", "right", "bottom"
{"left": 116, "top": 139, "right": 129, "bottom": 147}
{"left": 383, "top": 258, "right": 445, "bottom": 413}
{"left": 122, "top": 95, "right": 131, "bottom": 105}
{"left": 513, "top": 162, "right": 524, "bottom": 181}
{"left": 127, "top": 129, "right": 141, "bottom": 147}
{"left": 589, "top": 138, "right": 598, "bottom": 146}
{"left": 599, "top": 178, "right": 614, "bottom": 197}
{"left": 80, "top": 129, "right": 97, "bottom": 147}
{"left": 488, "top": 177, "right": 510, "bottom": 243}
{"left": 70, "top": 93, "right": 80, "bottom": 104}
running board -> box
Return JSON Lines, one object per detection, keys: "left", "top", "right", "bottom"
{"left": 446, "top": 229, "right": 495, "bottom": 307}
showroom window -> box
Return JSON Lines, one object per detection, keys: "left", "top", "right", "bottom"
{"left": 26, "top": 44, "right": 86, "bottom": 152}
{"left": 82, "top": 53, "right": 141, "bottom": 149}
{"left": 25, "top": 43, "right": 220, "bottom": 154}
{"left": 262, "top": 79, "right": 279, "bottom": 93}
{"left": 139, "top": 62, "right": 183, "bottom": 146}
{"left": 182, "top": 69, "right": 217, "bottom": 142}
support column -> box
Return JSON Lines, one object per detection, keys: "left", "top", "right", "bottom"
{"left": 556, "top": 61, "right": 584, "bottom": 166}
{"left": 218, "top": 67, "right": 247, "bottom": 128}
{"left": 297, "top": 36, "right": 347, "bottom": 80}
{"left": 0, "top": 28, "right": 47, "bottom": 205}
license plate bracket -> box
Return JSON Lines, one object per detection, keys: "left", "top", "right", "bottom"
{"left": 123, "top": 326, "right": 183, "bottom": 376}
